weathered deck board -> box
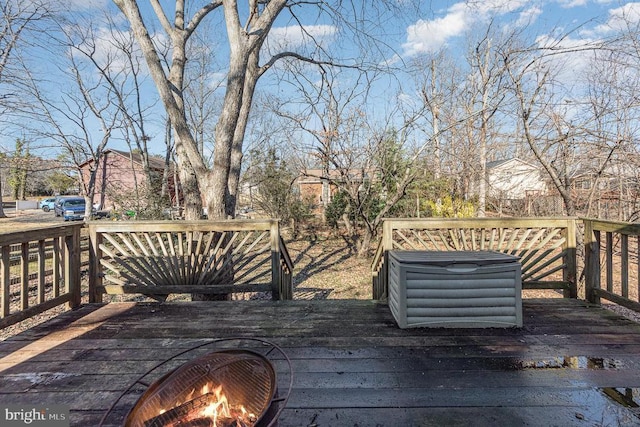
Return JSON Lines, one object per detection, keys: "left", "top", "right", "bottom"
{"left": 2, "top": 299, "right": 640, "bottom": 426}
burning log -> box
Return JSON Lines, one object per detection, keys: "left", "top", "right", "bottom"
{"left": 142, "top": 392, "right": 214, "bottom": 427}
{"left": 189, "top": 419, "right": 250, "bottom": 427}
{"left": 175, "top": 419, "right": 213, "bottom": 427}
{"left": 142, "top": 391, "right": 253, "bottom": 427}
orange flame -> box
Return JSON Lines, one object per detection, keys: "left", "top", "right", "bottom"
{"left": 157, "top": 382, "right": 258, "bottom": 427}
{"left": 158, "top": 383, "right": 257, "bottom": 427}
{"left": 201, "top": 384, "right": 231, "bottom": 424}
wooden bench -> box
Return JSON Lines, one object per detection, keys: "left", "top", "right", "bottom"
{"left": 372, "top": 218, "right": 577, "bottom": 300}
{"left": 88, "top": 220, "right": 293, "bottom": 302}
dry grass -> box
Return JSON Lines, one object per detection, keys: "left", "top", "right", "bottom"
{"left": 286, "top": 236, "right": 372, "bottom": 300}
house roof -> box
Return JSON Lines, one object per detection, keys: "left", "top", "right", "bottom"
{"left": 79, "top": 149, "right": 167, "bottom": 170}
{"left": 297, "top": 168, "right": 373, "bottom": 183}
{"left": 486, "top": 158, "right": 539, "bottom": 170}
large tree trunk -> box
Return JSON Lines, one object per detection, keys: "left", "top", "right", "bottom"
{"left": 114, "top": 0, "right": 208, "bottom": 212}
{"left": 201, "top": 5, "right": 252, "bottom": 221}
{"left": 208, "top": 46, "right": 249, "bottom": 219}
{"left": 227, "top": 48, "right": 260, "bottom": 218}
{"left": 115, "top": 0, "right": 287, "bottom": 220}
{"left": 175, "top": 146, "right": 202, "bottom": 220}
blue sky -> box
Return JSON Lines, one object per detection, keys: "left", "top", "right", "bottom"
{"left": 403, "top": 0, "right": 636, "bottom": 50}
{"left": 391, "top": 0, "right": 638, "bottom": 83}
{"left": 7, "top": 0, "right": 640, "bottom": 158}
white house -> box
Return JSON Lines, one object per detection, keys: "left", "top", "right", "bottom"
{"left": 486, "top": 158, "right": 547, "bottom": 200}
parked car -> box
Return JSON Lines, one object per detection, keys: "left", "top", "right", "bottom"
{"left": 38, "top": 197, "right": 56, "bottom": 212}
{"left": 53, "top": 196, "right": 78, "bottom": 217}
{"left": 54, "top": 197, "right": 87, "bottom": 221}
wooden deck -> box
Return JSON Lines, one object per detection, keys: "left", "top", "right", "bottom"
{"left": 2, "top": 299, "right": 640, "bottom": 426}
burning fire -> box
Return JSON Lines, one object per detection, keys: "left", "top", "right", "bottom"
{"left": 155, "top": 382, "right": 257, "bottom": 427}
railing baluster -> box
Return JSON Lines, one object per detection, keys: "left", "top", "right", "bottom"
{"left": 20, "top": 242, "right": 28, "bottom": 311}
{"left": 606, "top": 232, "right": 613, "bottom": 293}
{"left": 1, "top": 246, "right": 10, "bottom": 319}
{"left": 584, "top": 220, "right": 600, "bottom": 304}
{"left": 621, "top": 234, "right": 629, "bottom": 299}
{"left": 564, "top": 218, "right": 577, "bottom": 298}
{"left": 53, "top": 237, "right": 61, "bottom": 298}
{"left": 38, "top": 240, "right": 46, "bottom": 304}
{"left": 637, "top": 235, "right": 640, "bottom": 305}
{"left": 86, "top": 220, "right": 291, "bottom": 301}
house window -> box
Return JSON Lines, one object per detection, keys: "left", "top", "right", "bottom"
{"left": 576, "top": 180, "right": 591, "bottom": 190}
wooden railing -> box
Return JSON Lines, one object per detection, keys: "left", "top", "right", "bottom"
{"left": 87, "top": 220, "right": 293, "bottom": 302}
{"left": 372, "top": 218, "right": 577, "bottom": 300}
{"left": 7, "top": 217, "right": 640, "bottom": 328}
{"left": 584, "top": 218, "right": 640, "bottom": 312}
{"left": 0, "top": 223, "right": 83, "bottom": 329}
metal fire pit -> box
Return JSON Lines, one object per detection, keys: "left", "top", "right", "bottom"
{"left": 99, "top": 338, "right": 292, "bottom": 427}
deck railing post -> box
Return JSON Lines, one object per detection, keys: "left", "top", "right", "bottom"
{"left": 65, "top": 225, "right": 82, "bottom": 309}
{"left": 270, "top": 220, "right": 282, "bottom": 301}
{"left": 88, "top": 226, "right": 103, "bottom": 303}
{"left": 380, "top": 220, "right": 394, "bottom": 300}
{"left": 563, "top": 219, "right": 578, "bottom": 298}
{"left": 583, "top": 219, "right": 601, "bottom": 305}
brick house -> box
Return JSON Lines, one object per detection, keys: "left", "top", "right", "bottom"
{"left": 295, "top": 168, "right": 374, "bottom": 217}
{"left": 296, "top": 168, "right": 333, "bottom": 210}
{"left": 568, "top": 160, "right": 640, "bottom": 220}
{"left": 79, "top": 149, "right": 176, "bottom": 211}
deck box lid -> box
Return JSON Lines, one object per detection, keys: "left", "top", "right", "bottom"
{"left": 388, "top": 250, "right": 519, "bottom": 266}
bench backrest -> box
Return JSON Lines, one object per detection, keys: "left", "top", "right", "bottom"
{"left": 88, "top": 220, "right": 293, "bottom": 301}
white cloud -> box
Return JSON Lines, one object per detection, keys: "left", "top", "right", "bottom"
{"left": 533, "top": 34, "right": 600, "bottom": 87}
{"left": 402, "top": 0, "right": 529, "bottom": 56}
{"left": 514, "top": 6, "right": 544, "bottom": 28}
{"left": 605, "top": 2, "right": 640, "bottom": 29}
{"left": 42, "top": 0, "right": 109, "bottom": 12}
{"left": 67, "top": 0, "right": 109, "bottom": 9}
{"left": 208, "top": 72, "right": 227, "bottom": 89}
{"left": 402, "top": 10, "right": 468, "bottom": 55}
{"left": 266, "top": 24, "right": 337, "bottom": 52}
{"left": 397, "top": 92, "right": 416, "bottom": 106}
{"left": 477, "top": 0, "right": 530, "bottom": 15}
{"left": 588, "top": 2, "right": 640, "bottom": 35}
{"left": 556, "top": 0, "right": 588, "bottom": 8}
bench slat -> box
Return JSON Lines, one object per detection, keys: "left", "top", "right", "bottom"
{"left": 100, "top": 283, "right": 273, "bottom": 295}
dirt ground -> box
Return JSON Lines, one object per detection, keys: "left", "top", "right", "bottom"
{"left": 0, "top": 207, "right": 64, "bottom": 230}
{"left": 286, "top": 236, "right": 373, "bottom": 300}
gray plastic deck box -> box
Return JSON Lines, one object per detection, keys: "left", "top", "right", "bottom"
{"left": 387, "top": 251, "right": 522, "bottom": 328}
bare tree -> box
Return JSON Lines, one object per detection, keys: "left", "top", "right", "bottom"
{"left": 460, "top": 21, "right": 509, "bottom": 217}
{"left": 23, "top": 20, "right": 124, "bottom": 219}
{"left": 113, "top": 0, "right": 263, "bottom": 219}
{"left": 413, "top": 51, "right": 455, "bottom": 180}
{"left": 501, "top": 30, "right": 608, "bottom": 217}
{"left": 113, "top": 0, "right": 408, "bottom": 220}
{"left": 183, "top": 28, "right": 224, "bottom": 162}
{"left": 81, "top": 14, "right": 170, "bottom": 214}
{"left": 276, "top": 64, "right": 434, "bottom": 254}
{"left": 0, "top": 0, "right": 51, "bottom": 217}
{"left": 273, "top": 64, "right": 372, "bottom": 213}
